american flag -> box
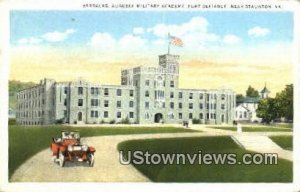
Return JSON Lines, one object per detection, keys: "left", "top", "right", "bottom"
{"left": 169, "top": 35, "right": 183, "bottom": 47}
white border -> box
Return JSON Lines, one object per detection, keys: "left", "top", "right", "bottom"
{"left": 0, "top": 0, "right": 299, "bottom": 192}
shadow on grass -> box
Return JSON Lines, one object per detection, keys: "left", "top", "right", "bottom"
{"left": 118, "top": 136, "right": 292, "bottom": 182}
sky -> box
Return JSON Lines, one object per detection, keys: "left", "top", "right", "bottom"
{"left": 9, "top": 11, "right": 294, "bottom": 95}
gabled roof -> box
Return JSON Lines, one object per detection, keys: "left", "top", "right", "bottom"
{"left": 236, "top": 96, "right": 260, "bottom": 104}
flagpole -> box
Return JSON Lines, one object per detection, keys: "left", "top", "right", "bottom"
{"left": 167, "top": 32, "right": 170, "bottom": 54}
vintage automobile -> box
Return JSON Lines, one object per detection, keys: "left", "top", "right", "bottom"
{"left": 50, "top": 131, "right": 96, "bottom": 167}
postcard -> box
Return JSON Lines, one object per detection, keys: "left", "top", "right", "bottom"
{"left": 0, "top": 0, "right": 299, "bottom": 192}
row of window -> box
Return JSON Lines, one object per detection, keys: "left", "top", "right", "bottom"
{"left": 76, "top": 99, "right": 135, "bottom": 108}
{"left": 144, "top": 101, "right": 226, "bottom": 110}
{"left": 144, "top": 80, "right": 175, "bottom": 87}
{"left": 16, "top": 110, "right": 44, "bottom": 118}
{"left": 90, "top": 111, "right": 135, "bottom": 119}
{"left": 143, "top": 113, "right": 221, "bottom": 120}
{"left": 17, "top": 88, "right": 44, "bottom": 100}
{"left": 18, "top": 99, "right": 45, "bottom": 109}
{"left": 76, "top": 87, "right": 134, "bottom": 97}
{"left": 148, "top": 91, "right": 227, "bottom": 100}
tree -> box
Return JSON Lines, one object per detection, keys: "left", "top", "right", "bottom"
{"left": 256, "top": 98, "right": 279, "bottom": 123}
{"left": 275, "top": 84, "right": 293, "bottom": 121}
{"left": 236, "top": 94, "right": 244, "bottom": 100}
{"left": 246, "top": 85, "right": 259, "bottom": 97}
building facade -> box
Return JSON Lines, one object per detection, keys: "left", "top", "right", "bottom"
{"left": 16, "top": 53, "right": 236, "bottom": 125}
{"left": 234, "top": 85, "right": 270, "bottom": 122}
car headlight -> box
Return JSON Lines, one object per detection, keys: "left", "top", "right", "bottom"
{"left": 68, "top": 145, "right": 73, "bottom": 152}
{"left": 82, "top": 145, "right": 88, "bottom": 151}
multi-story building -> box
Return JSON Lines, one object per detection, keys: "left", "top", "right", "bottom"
{"left": 16, "top": 53, "right": 236, "bottom": 125}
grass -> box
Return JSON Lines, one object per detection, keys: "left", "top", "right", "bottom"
{"left": 118, "top": 136, "right": 292, "bottom": 182}
{"left": 9, "top": 125, "right": 197, "bottom": 179}
{"left": 208, "top": 126, "right": 292, "bottom": 132}
{"left": 269, "top": 136, "right": 293, "bottom": 151}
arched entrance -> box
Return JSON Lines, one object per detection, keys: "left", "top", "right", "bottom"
{"left": 154, "top": 113, "right": 163, "bottom": 123}
{"left": 78, "top": 112, "right": 83, "bottom": 122}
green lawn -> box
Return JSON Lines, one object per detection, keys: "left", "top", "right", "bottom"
{"left": 208, "top": 126, "right": 292, "bottom": 132}
{"left": 269, "top": 136, "right": 293, "bottom": 151}
{"left": 118, "top": 136, "right": 292, "bottom": 182}
{"left": 9, "top": 125, "right": 197, "bottom": 179}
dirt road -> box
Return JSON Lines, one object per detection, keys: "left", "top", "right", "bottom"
{"left": 10, "top": 129, "right": 292, "bottom": 182}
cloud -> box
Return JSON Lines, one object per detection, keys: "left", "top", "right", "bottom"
{"left": 119, "top": 34, "right": 146, "bottom": 50}
{"left": 133, "top": 27, "right": 144, "bottom": 34}
{"left": 223, "top": 34, "right": 241, "bottom": 45}
{"left": 18, "top": 37, "right": 42, "bottom": 45}
{"left": 42, "top": 29, "right": 76, "bottom": 42}
{"left": 89, "top": 32, "right": 116, "bottom": 49}
{"left": 248, "top": 26, "right": 270, "bottom": 37}
{"left": 147, "top": 16, "right": 208, "bottom": 38}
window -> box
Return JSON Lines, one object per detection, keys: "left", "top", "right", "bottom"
{"left": 78, "top": 99, "right": 83, "bottom": 106}
{"left": 104, "top": 100, "right": 109, "bottom": 107}
{"left": 210, "top": 113, "right": 216, "bottom": 119}
{"left": 145, "top": 112, "right": 150, "bottom": 119}
{"left": 221, "top": 104, "right": 225, "bottom": 110}
{"left": 189, "top": 103, "right": 193, "bottom": 109}
{"left": 179, "top": 113, "right": 182, "bottom": 119}
{"left": 130, "top": 90, "right": 134, "bottom": 97}
{"left": 95, "top": 111, "right": 99, "bottom": 118}
{"left": 64, "top": 99, "right": 67, "bottom": 106}
{"left": 178, "top": 92, "right": 182, "bottom": 99}
{"left": 91, "top": 99, "right": 99, "bottom": 107}
{"left": 179, "top": 102, "right": 182, "bottom": 109}
{"left": 206, "top": 103, "right": 209, "bottom": 109}
{"left": 206, "top": 94, "right": 210, "bottom": 101}
{"left": 145, "top": 80, "right": 150, "bottom": 86}
{"left": 129, "top": 112, "right": 134, "bottom": 118}
{"left": 189, "top": 93, "right": 193, "bottom": 99}
{"left": 78, "top": 87, "right": 83, "bottom": 95}
{"left": 170, "top": 92, "right": 174, "bottom": 98}
{"left": 104, "top": 88, "right": 109, "bottom": 96}
{"left": 117, "top": 101, "right": 122, "bottom": 108}
{"left": 170, "top": 102, "right": 174, "bottom": 109}
{"left": 207, "top": 113, "right": 209, "bottom": 119}
{"left": 199, "top": 103, "right": 203, "bottom": 109}
{"left": 221, "top": 94, "right": 226, "bottom": 100}
{"left": 145, "top": 102, "right": 149, "bottom": 109}
{"left": 199, "top": 93, "right": 203, "bottom": 99}
{"left": 129, "top": 101, "right": 134, "bottom": 108}
{"left": 104, "top": 111, "right": 109, "bottom": 118}
{"left": 64, "top": 87, "right": 68, "bottom": 94}
{"left": 169, "top": 113, "right": 174, "bottom": 119}
{"left": 91, "top": 87, "right": 95, "bottom": 94}
{"left": 199, "top": 113, "right": 203, "bottom": 119}
{"left": 91, "top": 110, "right": 95, "bottom": 118}
{"left": 170, "top": 80, "right": 174, "bottom": 88}
{"left": 145, "top": 91, "right": 149, "bottom": 97}
{"left": 117, "top": 112, "right": 122, "bottom": 119}
{"left": 117, "top": 89, "right": 122, "bottom": 96}
{"left": 244, "top": 112, "right": 247, "bottom": 118}
{"left": 189, "top": 113, "right": 193, "bottom": 119}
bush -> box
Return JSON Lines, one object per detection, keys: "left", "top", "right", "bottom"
{"left": 121, "top": 117, "right": 130, "bottom": 124}
{"left": 8, "top": 118, "right": 16, "bottom": 125}
{"left": 192, "top": 119, "right": 200, "bottom": 124}
{"left": 109, "top": 119, "right": 115, "bottom": 124}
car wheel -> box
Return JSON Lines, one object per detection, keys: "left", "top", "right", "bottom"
{"left": 58, "top": 151, "right": 65, "bottom": 167}
{"left": 88, "top": 153, "right": 94, "bottom": 167}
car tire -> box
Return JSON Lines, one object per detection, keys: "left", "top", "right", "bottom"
{"left": 58, "top": 151, "right": 65, "bottom": 167}
{"left": 88, "top": 153, "right": 94, "bottom": 167}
